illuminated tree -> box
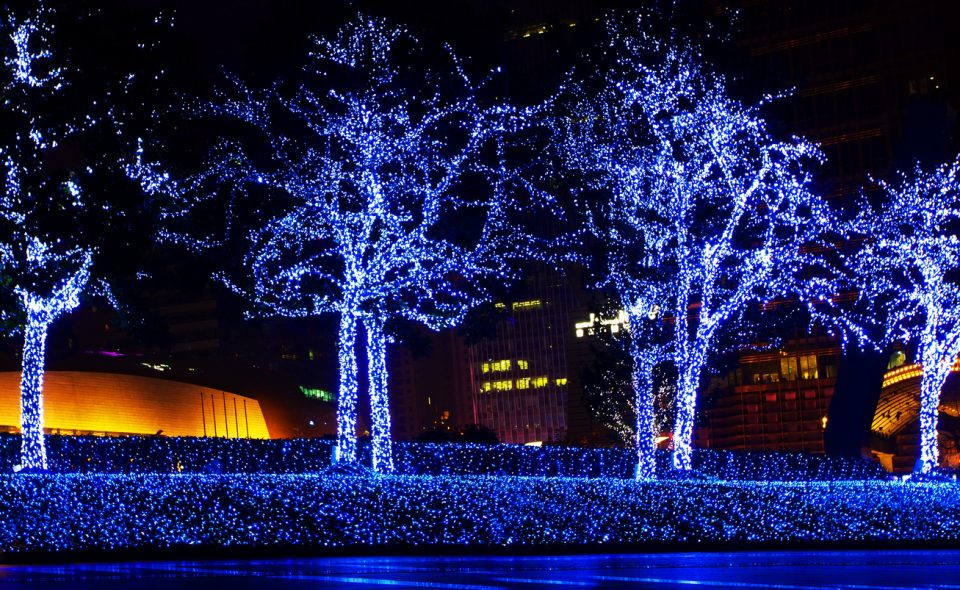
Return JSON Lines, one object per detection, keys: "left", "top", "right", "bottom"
{"left": 559, "top": 28, "right": 835, "bottom": 473}
{"left": 0, "top": 3, "right": 167, "bottom": 471}
{"left": 144, "top": 18, "right": 533, "bottom": 471}
{"left": 0, "top": 5, "right": 95, "bottom": 471}
{"left": 556, "top": 24, "right": 681, "bottom": 478}
{"left": 848, "top": 157, "right": 960, "bottom": 475}
{"left": 580, "top": 319, "right": 675, "bottom": 472}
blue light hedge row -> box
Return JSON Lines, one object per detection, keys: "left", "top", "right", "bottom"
{"left": 0, "top": 474, "right": 956, "bottom": 556}
{"left": 0, "top": 434, "right": 886, "bottom": 480}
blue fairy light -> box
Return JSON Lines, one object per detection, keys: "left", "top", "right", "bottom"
{"left": 133, "top": 16, "right": 540, "bottom": 471}
{"left": 1, "top": 4, "right": 96, "bottom": 471}
{"left": 848, "top": 157, "right": 960, "bottom": 475}
{"left": 557, "top": 21, "right": 838, "bottom": 475}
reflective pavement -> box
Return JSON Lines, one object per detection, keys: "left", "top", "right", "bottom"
{"left": 2, "top": 550, "right": 960, "bottom": 589}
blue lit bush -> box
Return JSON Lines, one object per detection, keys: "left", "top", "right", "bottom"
{"left": 1, "top": 434, "right": 885, "bottom": 481}
{"left": 395, "top": 443, "right": 886, "bottom": 481}
{"left": 0, "top": 474, "right": 958, "bottom": 556}
{"left": 0, "top": 436, "right": 941, "bottom": 558}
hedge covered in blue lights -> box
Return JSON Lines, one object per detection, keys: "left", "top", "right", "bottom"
{"left": 0, "top": 436, "right": 943, "bottom": 559}
{"left": 1, "top": 474, "right": 958, "bottom": 557}
{"left": 0, "top": 434, "right": 886, "bottom": 480}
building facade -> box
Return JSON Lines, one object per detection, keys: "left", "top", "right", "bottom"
{"left": 467, "top": 269, "right": 588, "bottom": 444}
{"left": 870, "top": 359, "right": 960, "bottom": 472}
{"left": 704, "top": 338, "right": 839, "bottom": 452}
{"left": 0, "top": 371, "right": 270, "bottom": 438}
{"left": 696, "top": 0, "right": 960, "bottom": 455}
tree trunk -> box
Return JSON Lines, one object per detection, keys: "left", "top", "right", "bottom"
{"left": 629, "top": 335, "right": 656, "bottom": 479}
{"left": 18, "top": 312, "right": 51, "bottom": 472}
{"left": 915, "top": 353, "right": 950, "bottom": 474}
{"left": 335, "top": 312, "right": 359, "bottom": 464}
{"left": 671, "top": 354, "right": 704, "bottom": 471}
{"left": 824, "top": 346, "right": 885, "bottom": 457}
{"left": 366, "top": 316, "right": 393, "bottom": 473}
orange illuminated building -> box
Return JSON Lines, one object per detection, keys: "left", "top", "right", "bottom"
{"left": 0, "top": 372, "right": 270, "bottom": 438}
{"left": 870, "top": 360, "right": 960, "bottom": 472}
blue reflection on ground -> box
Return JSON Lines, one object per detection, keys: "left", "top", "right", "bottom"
{"left": 2, "top": 551, "right": 960, "bottom": 589}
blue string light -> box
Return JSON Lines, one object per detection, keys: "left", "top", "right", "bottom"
{"left": 131, "top": 16, "right": 539, "bottom": 471}
{"left": 557, "top": 21, "right": 838, "bottom": 474}
{"left": 1, "top": 4, "right": 96, "bottom": 471}
{"left": 848, "top": 157, "right": 960, "bottom": 475}
{"left": 5, "top": 461, "right": 959, "bottom": 558}
{"left": 0, "top": 433, "right": 887, "bottom": 479}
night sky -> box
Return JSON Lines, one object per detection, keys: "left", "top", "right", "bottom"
{"left": 114, "top": 0, "right": 682, "bottom": 97}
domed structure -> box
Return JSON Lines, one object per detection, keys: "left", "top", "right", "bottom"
{"left": 871, "top": 360, "right": 960, "bottom": 472}
{"left": 0, "top": 372, "right": 270, "bottom": 438}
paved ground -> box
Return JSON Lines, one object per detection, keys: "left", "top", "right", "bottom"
{"left": 2, "top": 550, "right": 959, "bottom": 589}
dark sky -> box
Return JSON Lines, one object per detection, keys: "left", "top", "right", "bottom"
{"left": 133, "top": 1, "right": 498, "bottom": 86}
{"left": 118, "top": 0, "right": 657, "bottom": 96}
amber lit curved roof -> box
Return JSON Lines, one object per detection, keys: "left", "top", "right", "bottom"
{"left": 0, "top": 371, "right": 270, "bottom": 438}
{"left": 872, "top": 361, "right": 960, "bottom": 436}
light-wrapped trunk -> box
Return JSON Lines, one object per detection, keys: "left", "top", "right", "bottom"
{"left": 629, "top": 331, "right": 657, "bottom": 479}
{"left": 915, "top": 345, "right": 952, "bottom": 474}
{"left": 366, "top": 316, "right": 393, "bottom": 472}
{"left": 335, "top": 312, "right": 360, "bottom": 464}
{"left": 671, "top": 353, "right": 705, "bottom": 471}
{"left": 17, "top": 311, "right": 51, "bottom": 471}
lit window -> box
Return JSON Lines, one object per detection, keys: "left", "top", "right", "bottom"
{"left": 799, "top": 355, "right": 818, "bottom": 380}
{"left": 532, "top": 376, "right": 548, "bottom": 388}
{"left": 512, "top": 300, "right": 542, "bottom": 311}
{"left": 780, "top": 356, "right": 797, "bottom": 381}
{"left": 299, "top": 386, "right": 336, "bottom": 403}
{"left": 516, "top": 378, "right": 530, "bottom": 389}
{"left": 482, "top": 382, "right": 492, "bottom": 392}
{"left": 517, "top": 360, "right": 529, "bottom": 370}
{"left": 887, "top": 350, "right": 906, "bottom": 370}
{"left": 280, "top": 344, "right": 297, "bottom": 360}
{"left": 555, "top": 378, "right": 568, "bottom": 386}
{"left": 482, "top": 363, "right": 490, "bottom": 374}
{"left": 492, "top": 380, "right": 513, "bottom": 391}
